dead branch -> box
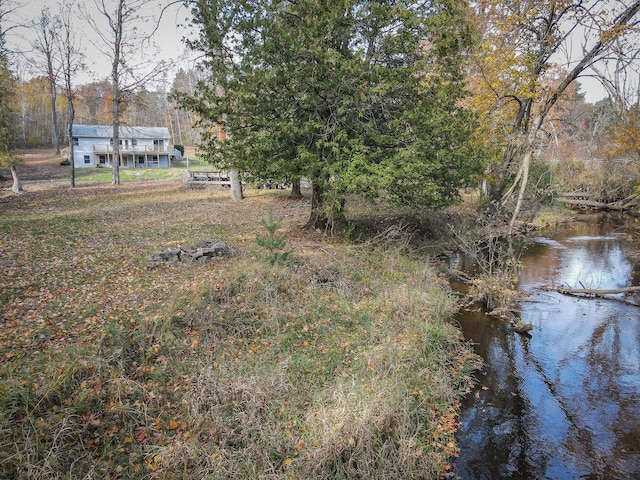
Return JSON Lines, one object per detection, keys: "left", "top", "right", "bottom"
{"left": 557, "top": 193, "right": 640, "bottom": 211}
{"left": 447, "top": 268, "right": 474, "bottom": 284}
{"left": 545, "top": 285, "right": 640, "bottom": 296}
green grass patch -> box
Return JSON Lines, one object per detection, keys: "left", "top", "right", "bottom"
{"left": 70, "top": 155, "right": 211, "bottom": 186}
{"left": 74, "top": 166, "right": 184, "bottom": 185}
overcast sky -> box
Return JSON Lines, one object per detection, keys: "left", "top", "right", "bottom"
{"left": 6, "top": 0, "right": 199, "bottom": 88}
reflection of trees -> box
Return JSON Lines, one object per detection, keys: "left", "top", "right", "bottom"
{"left": 559, "top": 243, "right": 631, "bottom": 290}
{"left": 456, "top": 314, "right": 531, "bottom": 478}
{"left": 522, "top": 214, "right": 634, "bottom": 290}
{"left": 584, "top": 316, "right": 639, "bottom": 474}
{"left": 520, "top": 327, "right": 598, "bottom": 473}
{"left": 457, "top": 215, "right": 640, "bottom": 478}
{"left": 519, "top": 242, "right": 564, "bottom": 287}
{"left": 518, "top": 290, "right": 639, "bottom": 475}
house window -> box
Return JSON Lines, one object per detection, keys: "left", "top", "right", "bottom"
{"left": 72, "top": 137, "right": 79, "bottom": 146}
{"left": 83, "top": 155, "right": 91, "bottom": 164}
{"left": 132, "top": 139, "right": 137, "bottom": 146}
{"left": 138, "top": 156, "right": 145, "bottom": 164}
{"left": 99, "top": 155, "right": 106, "bottom": 164}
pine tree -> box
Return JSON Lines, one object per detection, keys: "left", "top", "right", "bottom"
{"left": 183, "top": 0, "right": 482, "bottom": 228}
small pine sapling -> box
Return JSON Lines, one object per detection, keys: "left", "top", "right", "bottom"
{"left": 252, "top": 212, "right": 291, "bottom": 264}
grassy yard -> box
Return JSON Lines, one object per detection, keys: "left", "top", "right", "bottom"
{"left": 6, "top": 147, "right": 211, "bottom": 188}
{"left": 0, "top": 151, "right": 480, "bottom": 479}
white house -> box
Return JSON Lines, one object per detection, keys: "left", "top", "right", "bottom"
{"left": 71, "top": 125, "right": 172, "bottom": 168}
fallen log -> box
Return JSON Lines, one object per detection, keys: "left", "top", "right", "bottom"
{"left": 544, "top": 285, "right": 640, "bottom": 308}
{"left": 557, "top": 193, "right": 640, "bottom": 211}
{"left": 447, "top": 268, "right": 474, "bottom": 284}
{"left": 558, "top": 198, "right": 627, "bottom": 210}
{"left": 548, "top": 285, "right": 640, "bottom": 295}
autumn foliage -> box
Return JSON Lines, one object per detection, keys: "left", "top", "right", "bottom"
{"left": 606, "top": 107, "right": 640, "bottom": 163}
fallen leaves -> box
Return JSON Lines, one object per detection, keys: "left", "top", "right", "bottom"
{"left": 1, "top": 160, "right": 478, "bottom": 479}
{"left": 1, "top": 181, "right": 255, "bottom": 476}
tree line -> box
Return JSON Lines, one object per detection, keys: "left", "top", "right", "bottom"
{"left": 12, "top": 71, "right": 203, "bottom": 149}
{"left": 2, "top": 0, "right": 640, "bottom": 229}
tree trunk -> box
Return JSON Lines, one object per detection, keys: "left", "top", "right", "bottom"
{"left": 111, "top": 0, "right": 124, "bottom": 186}
{"left": 507, "top": 111, "right": 543, "bottom": 236}
{"left": 490, "top": 137, "right": 524, "bottom": 202}
{"left": 70, "top": 150, "right": 75, "bottom": 187}
{"left": 304, "top": 180, "right": 324, "bottom": 229}
{"left": 230, "top": 169, "right": 243, "bottom": 200}
{"left": 304, "top": 173, "right": 338, "bottom": 230}
{"left": 489, "top": 98, "right": 533, "bottom": 203}
{"left": 10, "top": 165, "right": 22, "bottom": 193}
{"left": 69, "top": 109, "right": 75, "bottom": 188}
{"left": 112, "top": 120, "right": 120, "bottom": 186}
{"left": 289, "top": 178, "right": 302, "bottom": 198}
{"left": 49, "top": 77, "right": 59, "bottom": 155}
{"left": 507, "top": 149, "right": 532, "bottom": 236}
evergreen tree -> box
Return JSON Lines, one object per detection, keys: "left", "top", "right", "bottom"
{"left": 183, "top": 0, "right": 482, "bottom": 227}
{"left": 0, "top": 31, "right": 22, "bottom": 192}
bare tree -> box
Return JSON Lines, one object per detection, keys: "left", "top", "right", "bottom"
{"left": 83, "top": 0, "right": 167, "bottom": 186}
{"left": 33, "top": 8, "right": 60, "bottom": 154}
{"left": 590, "top": 32, "right": 640, "bottom": 117}
{"left": 170, "top": 66, "right": 205, "bottom": 145}
{"left": 57, "top": 1, "right": 84, "bottom": 187}
{"left": 0, "top": 0, "right": 24, "bottom": 47}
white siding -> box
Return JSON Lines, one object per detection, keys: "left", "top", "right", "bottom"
{"left": 71, "top": 125, "right": 171, "bottom": 168}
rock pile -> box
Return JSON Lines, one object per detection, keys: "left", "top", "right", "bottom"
{"left": 148, "top": 239, "right": 232, "bottom": 267}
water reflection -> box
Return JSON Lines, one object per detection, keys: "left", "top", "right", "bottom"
{"left": 455, "top": 214, "right": 640, "bottom": 479}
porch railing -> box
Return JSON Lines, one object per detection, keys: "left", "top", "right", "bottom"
{"left": 92, "top": 144, "right": 169, "bottom": 153}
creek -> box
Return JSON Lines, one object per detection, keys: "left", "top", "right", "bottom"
{"left": 453, "top": 213, "right": 640, "bottom": 479}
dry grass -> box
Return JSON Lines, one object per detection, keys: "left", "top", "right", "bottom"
{"left": 0, "top": 150, "right": 480, "bottom": 479}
